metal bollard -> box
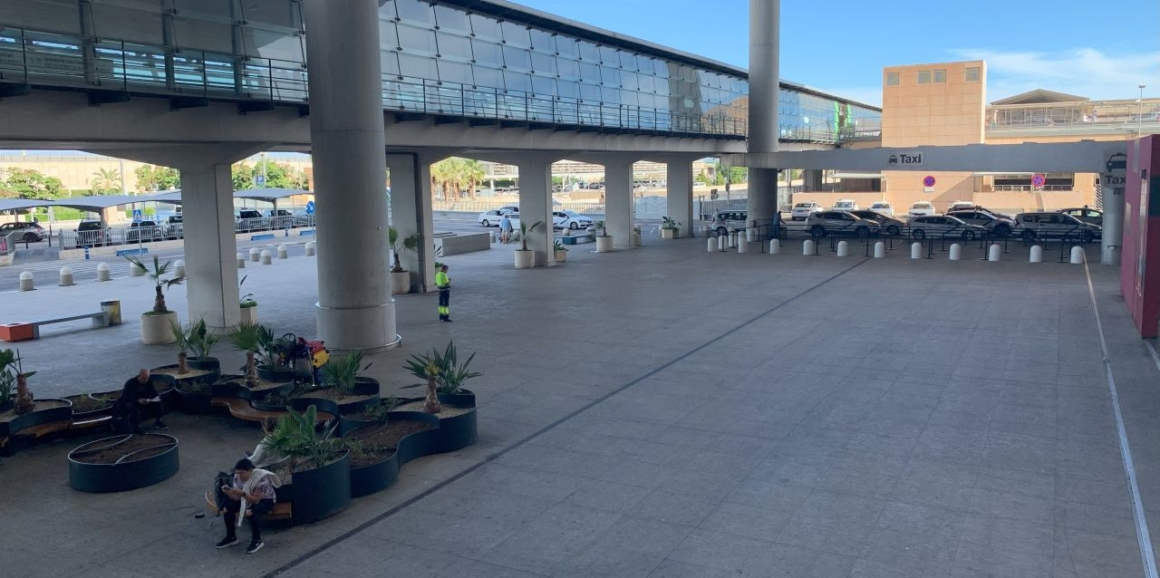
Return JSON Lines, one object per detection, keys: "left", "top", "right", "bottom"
{"left": 237, "top": 252, "right": 246, "bottom": 268}
{"left": 707, "top": 238, "right": 715, "bottom": 253}
{"left": 717, "top": 235, "right": 725, "bottom": 252}
{"left": 836, "top": 241, "right": 849, "bottom": 257}
{"left": 746, "top": 228, "right": 755, "bottom": 242}
{"left": 174, "top": 260, "right": 186, "bottom": 278}
{"left": 277, "top": 244, "right": 288, "bottom": 259}
{"left": 250, "top": 247, "right": 261, "bottom": 262}
{"left": 19, "top": 271, "right": 33, "bottom": 291}
{"left": 1070, "top": 246, "right": 1084, "bottom": 264}
{"left": 727, "top": 229, "right": 736, "bottom": 248}
{"left": 129, "top": 262, "right": 144, "bottom": 277}
{"left": 96, "top": 262, "right": 111, "bottom": 282}
{"left": 910, "top": 242, "right": 922, "bottom": 260}
{"left": 988, "top": 244, "right": 1002, "bottom": 262}
{"left": 59, "top": 267, "right": 74, "bottom": 286}
{"left": 770, "top": 239, "right": 781, "bottom": 255}
{"left": 100, "top": 299, "right": 121, "bottom": 325}
{"left": 803, "top": 240, "right": 815, "bottom": 255}
{"left": 260, "top": 249, "right": 273, "bottom": 265}
{"left": 874, "top": 241, "right": 885, "bottom": 259}
{"left": 949, "top": 244, "right": 962, "bottom": 261}
{"left": 305, "top": 241, "right": 316, "bottom": 257}
{"left": 1030, "top": 245, "right": 1043, "bottom": 263}
{"left": 737, "top": 235, "right": 748, "bottom": 253}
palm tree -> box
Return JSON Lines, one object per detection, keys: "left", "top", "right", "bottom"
{"left": 228, "top": 323, "right": 264, "bottom": 386}
{"left": 90, "top": 167, "right": 121, "bottom": 194}
{"left": 388, "top": 226, "right": 419, "bottom": 272}
{"left": 124, "top": 255, "right": 184, "bottom": 313}
{"left": 462, "top": 159, "right": 485, "bottom": 200}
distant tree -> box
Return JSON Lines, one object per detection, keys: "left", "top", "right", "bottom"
{"left": 90, "top": 167, "right": 122, "bottom": 195}
{"left": 233, "top": 159, "right": 308, "bottom": 190}
{"left": 232, "top": 162, "right": 254, "bottom": 190}
{"left": 2, "top": 168, "right": 63, "bottom": 200}
{"left": 134, "top": 164, "right": 180, "bottom": 192}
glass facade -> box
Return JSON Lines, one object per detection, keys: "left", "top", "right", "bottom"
{"left": 0, "top": 0, "right": 880, "bottom": 143}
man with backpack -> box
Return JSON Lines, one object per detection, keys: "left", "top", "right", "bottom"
{"left": 216, "top": 458, "right": 281, "bottom": 554}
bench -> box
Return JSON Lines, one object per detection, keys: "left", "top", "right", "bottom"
{"left": 210, "top": 397, "right": 335, "bottom": 423}
{"left": 560, "top": 233, "right": 595, "bottom": 245}
{"left": 11, "top": 415, "right": 113, "bottom": 442}
{"left": 204, "top": 492, "right": 292, "bottom": 522}
{"left": 1, "top": 311, "right": 110, "bottom": 342}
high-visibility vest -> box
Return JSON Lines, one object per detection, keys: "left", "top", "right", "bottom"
{"left": 436, "top": 271, "right": 449, "bottom": 289}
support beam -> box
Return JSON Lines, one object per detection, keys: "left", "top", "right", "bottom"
{"left": 180, "top": 165, "right": 240, "bottom": 331}
{"left": 803, "top": 169, "right": 824, "bottom": 191}
{"left": 603, "top": 159, "right": 635, "bottom": 251}
{"left": 387, "top": 153, "right": 437, "bottom": 291}
{"left": 747, "top": 0, "right": 780, "bottom": 227}
{"left": 303, "top": 0, "right": 396, "bottom": 351}
{"left": 516, "top": 159, "right": 555, "bottom": 267}
{"left": 666, "top": 159, "right": 694, "bottom": 238}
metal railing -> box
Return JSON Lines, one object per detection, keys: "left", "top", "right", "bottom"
{"left": 992, "top": 185, "right": 1074, "bottom": 192}
{"left": 59, "top": 216, "right": 314, "bottom": 249}
{"left": 988, "top": 100, "right": 1160, "bottom": 132}
{"left": 0, "top": 25, "right": 761, "bottom": 140}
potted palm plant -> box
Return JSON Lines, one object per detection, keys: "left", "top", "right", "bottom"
{"left": 388, "top": 227, "right": 419, "bottom": 294}
{"left": 661, "top": 217, "right": 681, "bottom": 240}
{"left": 300, "top": 350, "right": 380, "bottom": 414}
{"left": 595, "top": 220, "right": 614, "bottom": 253}
{"left": 514, "top": 220, "right": 543, "bottom": 269}
{"left": 125, "top": 255, "right": 184, "bottom": 344}
{"left": 239, "top": 275, "right": 258, "bottom": 325}
{"left": 402, "top": 341, "right": 479, "bottom": 452}
{"left": 227, "top": 322, "right": 270, "bottom": 388}
{"left": 264, "top": 405, "right": 352, "bottom": 525}
{"left": 554, "top": 239, "right": 568, "bottom": 263}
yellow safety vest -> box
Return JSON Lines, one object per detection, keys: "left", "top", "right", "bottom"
{"left": 436, "top": 271, "right": 449, "bottom": 289}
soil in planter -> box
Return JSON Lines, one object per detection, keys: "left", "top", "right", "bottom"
{"left": 296, "top": 387, "right": 375, "bottom": 405}
{"left": 72, "top": 434, "right": 174, "bottom": 464}
{"left": 393, "top": 400, "right": 473, "bottom": 417}
{"left": 0, "top": 399, "right": 70, "bottom": 422}
{"left": 66, "top": 395, "right": 112, "bottom": 414}
{"left": 221, "top": 377, "right": 290, "bottom": 393}
{"left": 153, "top": 367, "right": 215, "bottom": 381}
{"left": 347, "top": 419, "right": 434, "bottom": 467}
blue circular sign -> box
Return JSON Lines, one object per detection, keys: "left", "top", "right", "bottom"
{"left": 305, "top": 201, "right": 315, "bottom": 215}
{"left": 922, "top": 176, "right": 936, "bottom": 187}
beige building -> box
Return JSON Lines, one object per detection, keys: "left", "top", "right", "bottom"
{"left": 796, "top": 59, "right": 1158, "bottom": 214}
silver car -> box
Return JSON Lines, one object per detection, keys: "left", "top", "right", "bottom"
{"left": 908, "top": 215, "right": 987, "bottom": 241}
{"left": 849, "top": 210, "right": 905, "bottom": 236}
{"left": 946, "top": 210, "right": 1016, "bottom": 237}
{"left": 710, "top": 210, "right": 748, "bottom": 236}
{"left": 1059, "top": 207, "right": 1103, "bottom": 227}
{"left": 806, "top": 211, "right": 880, "bottom": 237}
{"left": 1013, "top": 212, "right": 1100, "bottom": 243}
{"left": 791, "top": 202, "right": 823, "bottom": 221}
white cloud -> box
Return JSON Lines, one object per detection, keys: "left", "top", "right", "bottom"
{"left": 951, "top": 48, "right": 1160, "bottom": 102}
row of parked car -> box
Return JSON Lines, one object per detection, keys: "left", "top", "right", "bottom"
{"left": 64, "top": 208, "right": 315, "bottom": 247}
{"left": 478, "top": 206, "right": 595, "bottom": 230}
{"left": 711, "top": 202, "right": 1104, "bottom": 243}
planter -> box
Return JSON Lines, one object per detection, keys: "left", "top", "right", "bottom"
{"left": 436, "top": 407, "right": 478, "bottom": 452}
{"left": 0, "top": 400, "right": 13, "bottom": 413}
{"left": 661, "top": 228, "right": 678, "bottom": 240}
{"left": 514, "top": 250, "right": 535, "bottom": 269}
{"left": 596, "top": 236, "right": 614, "bottom": 253}
{"left": 240, "top": 305, "right": 258, "bottom": 325}
{"left": 0, "top": 398, "right": 74, "bottom": 439}
{"left": 295, "top": 377, "right": 380, "bottom": 415}
{"left": 390, "top": 270, "right": 411, "bottom": 295}
{"left": 257, "top": 366, "right": 296, "bottom": 383}
{"left": 554, "top": 250, "right": 568, "bottom": 263}
{"left": 437, "top": 389, "right": 476, "bottom": 409}
{"left": 187, "top": 357, "right": 221, "bottom": 373}
{"left": 174, "top": 384, "right": 215, "bottom": 415}
{"left": 213, "top": 374, "right": 294, "bottom": 402}
{"left": 346, "top": 412, "right": 440, "bottom": 498}
{"left": 282, "top": 452, "right": 352, "bottom": 526}
{"left": 66, "top": 395, "right": 114, "bottom": 419}
{"left": 152, "top": 362, "right": 220, "bottom": 389}
{"left": 140, "top": 311, "right": 178, "bottom": 345}
{"left": 68, "top": 433, "right": 179, "bottom": 493}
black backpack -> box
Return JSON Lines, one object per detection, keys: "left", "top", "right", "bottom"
{"left": 212, "top": 472, "right": 233, "bottom": 512}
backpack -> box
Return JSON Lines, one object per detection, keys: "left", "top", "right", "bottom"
{"left": 308, "top": 340, "right": 329, "bottom": 368}
{"left": 213, "top": 471, "right": 233, "bottom": 512}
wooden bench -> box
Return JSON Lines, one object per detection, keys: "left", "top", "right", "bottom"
{"left": 10, "top": 415, "right": 112, "bottom": 442}
{"left": 210, "top": 397, "right": 335, "bottom": 423}
{"left": 204, "top": 492, "right": 292, "bottom": 522}
{"left": 1, "top": 311, "right": 110, "bottom": 342}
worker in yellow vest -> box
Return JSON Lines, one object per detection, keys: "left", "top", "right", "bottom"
{"left": 436, "top": 264, "right": 452, "bottom": 322}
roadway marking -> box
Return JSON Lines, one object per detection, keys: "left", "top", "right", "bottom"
{"left": 1082, "top": 254, "right": 1159, "bottom": 578}
{"left": 262, "top": 258, "right": 872, "bottom": 577}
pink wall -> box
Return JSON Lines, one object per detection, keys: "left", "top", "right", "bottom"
{"left": 1120, "top": 136, "right": 1160, "bottom": 338}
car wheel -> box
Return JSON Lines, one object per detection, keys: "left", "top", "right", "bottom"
{"left": 913, "top": 229, "right": 926, "bottom": 240}
{"left": 716, "top": 227, "right": 728, "bottom": 237}
{"left": 569, "top": 222, "right": 579, "bottom": 230}
{"left": 886, "top": 225, "right": 900, "bottom": 236}
{"left": 1021, "top": 230, "right": 1036, "bottom": 243}
{"left": 961, "top": 231, "right": 976, "bottom": 241}
{"left": 810, "top": 225, "right": 826, "bottom": 237}
{"left": 22, "top": 233, "right": 38, "bottom": 243}
{"left": 481, "top": 220, "right": 490, "bottom": 227}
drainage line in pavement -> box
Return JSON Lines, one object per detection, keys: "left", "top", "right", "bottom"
{"left": 264, "top": 257, "right": 871, "bottom": 577}
{"left": 1082, "top": 254, "right": 1159, "bottom": 578}
{"left": 1146, "top": 340, "right": 1160, "bottom": 377}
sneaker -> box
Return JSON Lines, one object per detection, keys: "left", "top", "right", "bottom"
{"left": 216, "top": 537, "right": 239, "bottom": 549}
{"left": 443, "top": 318, "right": 453, "bottom": 323}
{"left": 246, "top": 540, "right": 265, "bottom": 554}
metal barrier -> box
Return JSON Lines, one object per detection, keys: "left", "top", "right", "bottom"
{"left": 59, "top": 216, "right": 316, "bottom": 249}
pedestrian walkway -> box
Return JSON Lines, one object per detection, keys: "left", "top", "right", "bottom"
{"left": 0, "top": 238, "right": 1156, "bottom": 578}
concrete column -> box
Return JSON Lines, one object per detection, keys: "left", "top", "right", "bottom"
{"left": 303, "top": 0, "right": 396, "bottom": 350}
{"left": 387, "top": 153, "right": 437, "bottom": 292}
{"left": 803, "top": 169, "right": 824, "bottom": 191}
{"left": 1100, "top": 145, "right": 1127, "bottom": 265}
{"left": 747, "top": 0, "right": 780, "bottom": 226}
{"left": 604, "top": 159, "right": 635, "bottom": 250}
{"left": 180, "top": 165, "right": 240, "bottom": 330}
{"left": 517, "top": 160, "right": 555, "bottom": 266}
{"left": 666, "top": 159, "right": 694, "bottom": 238}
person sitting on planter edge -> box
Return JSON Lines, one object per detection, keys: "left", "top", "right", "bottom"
{"left": 217, "top": 458, "right": 281, "bottom": 554}
{"left": 113, "top": 368, "right": 166, "bottom": 433}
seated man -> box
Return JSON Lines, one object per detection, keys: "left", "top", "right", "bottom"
{"left": 217, "top": 458, "right": 281, "bottom": 554}
{"left": 113, "top": 368, "right": 166, "bottom": 433}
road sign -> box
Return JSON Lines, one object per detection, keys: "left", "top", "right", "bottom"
{"left": 255, "top": 175, "right": 266, "bottom": 186}
{"left": 1031, "top": 174, "right": 1047, "bottom": 188}
{"left": 922, "top": 175, "right": 936, "bottom": 187}
{"left": 132, "top": 209, "right": 143, "bottom": 222}
{"left": 305, "top": 201, "right": 315, "bottom": 215}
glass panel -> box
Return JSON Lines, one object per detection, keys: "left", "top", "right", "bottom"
{"left": 438, "top": 59, "right": 472, "bottom": 85}
{"left": 398, "top": 52, "right": 437, "bottom": 79}
{"left": 621, "top": 70, "right": 638, "bottom": 91}
{"left": 578, "top": 40, "right": 600, "bottom": 61}
{"left": 397, "top": 24, "right": 437, "bottom": 56}
{"left": 248, "top": 28, "right": 304, "bottom": 62}
{"left": 433, "top": 5, "right": 471, "bottom": 34}
{"left": 90, "top": 1, "right": 164, "bottom": 45}
{"left": 886, "top": 72, "right": 899, "bottom": 86}
{"left": 437, "top": 32, "right": 471, "bottom": 60}
{"left": 653, "top": 59, "right": 669, "bottom": 77}
{"left": 556, "top": 37, "right": 578, "bottom": 58}
{"left": 557, "top": 80, "right": 580, "bottom": 98}
{"left": 173, "top": 14, "right": 233, "bottom": 53}
{"left": 579, "top": 62, "right": 601, "bottom": 83}
{"left": 0, "top": 0, "right": 82, "bottom": 33}
{"left": 557, "top": 58, "right": 580, "bottom": 80}
{"left": 531, "top": 51, "right": 555, "bottom": 75}
{"left": 500, "top": 22, "right": 529, "bottom": 47}
{"left": 600, "top": 46, "right": 619, "bottom": 66}
{"left": 472, "top": 39, "right": 502, "bottom": 66}
{"left": 620, "top": 89, "right": 637, "bottom": 106}
{"left": 502, "top": 46, "right": 530, "bottom": 71}
{"left": 469, "top": 14, "right": 501, "bottom": 41}
{"left": 529, "top": 29, "right": 554, "bottom": 52}
{"left": 381, "top": 50, "right": 400, "bottom": 76}
{"left": 579, "top": 82, "right": 601, "bottom": 101}
{"left": 503, "top": 69, "right": 530, "bottom": 92}
{"left": 473, "top": 65, "right": 503, "bottom": 89}
{"left": 531, "top": 74, "right": 555, "bottom": 96}
{"left": 380, "top": 20, "right": 399, "bottom": 49}
{"left": 601, "top": 85, "right": 619, "bottom": 103}
{"left": 394, "top": 0, "right": 435, "bottom": 25}
{"left": 637, "top": 74, "right": 654, "bottom": 93}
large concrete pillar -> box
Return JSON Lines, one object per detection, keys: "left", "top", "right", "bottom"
{"left": 666, "top": 159, "right": 694, "bottom": 238}
{"left": 180, "top": 165, "right": 240, "bottom": 331}
{"left": 748, "top": 0, "right": 780, "bottom": 226}
{"left": 387, "top": 153, "right": 437, "bottom": 291}
{"left": 604, "top": 159, "right": 635, "bottom": 250}
{"left": 1100, "top": 145, "right": 1127, "bottom": 265}
{"left": 303, "top": 0, "right": 396, "bottom": 350}
{"left": 803, "top": 169, "right": 824, "bottom": 191}
{"left": 517, "top": 160, "right": 555, "bottom": 266}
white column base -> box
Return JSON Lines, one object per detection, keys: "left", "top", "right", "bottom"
{"left": 316, "top": 300, "right": 400, "bottom": 352}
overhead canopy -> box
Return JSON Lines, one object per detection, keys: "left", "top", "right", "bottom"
{"left": 831, "top": 172, "right": 882, "bottom": 179}
{"left": 140, "top": 191, "right": 182, "bottom": 203}
{"left": 233, "top": 188, "right": 312, "bottom": 202}
{"left": 0, "top": 199, "right": 58, "bottom": 212}
{"left": 49, "top": 195, "right": 174, "bottom": 212}
{"left": 991, "top": 89, "right": 1089, "bottom": 106}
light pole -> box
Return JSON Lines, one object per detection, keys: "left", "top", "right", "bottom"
{"left": 1138, "top": 84, "right": 1146, "bottom": 140}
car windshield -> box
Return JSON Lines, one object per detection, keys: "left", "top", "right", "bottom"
{"left": 794, "top": 203, "right": 811, "bottom": 208}
{"left": 913, "top": 204, "right": 932, "bottom": 209}
{"left": 871, "top": 203, "right": 889, "bottom": 208}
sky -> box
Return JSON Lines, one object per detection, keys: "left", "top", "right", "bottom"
{"left": 513, "top": 0, "right": 1160, "bottom": 107}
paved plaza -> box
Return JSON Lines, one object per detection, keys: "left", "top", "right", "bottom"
{"left": 1, "top": 236, "right": 1158, "bottom": 578}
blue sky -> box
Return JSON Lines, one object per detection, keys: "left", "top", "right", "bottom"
{"left": 515, "top": 0, "right": 1160, "bottom": 106}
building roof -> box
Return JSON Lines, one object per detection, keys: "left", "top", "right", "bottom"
{"left": 991, "top": 89, "right": 1090, "bottom": 105}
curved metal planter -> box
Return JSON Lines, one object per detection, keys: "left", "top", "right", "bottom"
{"left": 347, "top": 412, "right": 440, "bottom": 498}
{"left": 437, "top": 389, "right": 476, "bottom": 408}
{"left": 296, "top": 378, "right": 380, "bottom": 415}
{"left": 152, "top": 363, "right": 221, "bottom": 388}
{"left": 436, "top": 409, "right": 478, "bottom": 453}
{"left": 68, "top": 433, "right": 179, "bottom": 493}
{"left": 0, "top": 398, "right": 74, "bottom": 439}
{"left": 277, "top": 451, "right": 351, "bottom": 526}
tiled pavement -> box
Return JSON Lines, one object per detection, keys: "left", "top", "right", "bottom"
{"left": 1, "top": 237, "right": 1156, "bottom": 578}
